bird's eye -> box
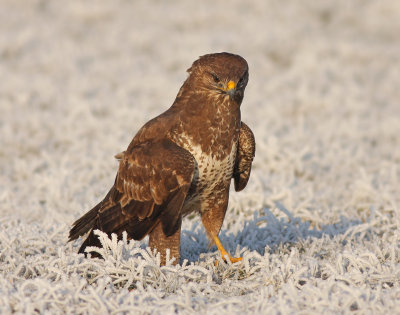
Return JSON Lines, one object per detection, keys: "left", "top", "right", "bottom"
{"left": 238, "top": 71, "right": 248, "bottom": 87}
{"left": 211, "top": 73, "right": 220, "bottom": 83}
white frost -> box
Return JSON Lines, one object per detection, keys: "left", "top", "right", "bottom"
{"left": 1, "top": 0, "right": 400, "bottom": 313}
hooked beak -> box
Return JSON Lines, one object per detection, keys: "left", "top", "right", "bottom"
{"left": 226, "top": 80, "right": 236, "bottom": 99}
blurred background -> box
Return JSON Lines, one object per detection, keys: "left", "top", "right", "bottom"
{"left": 1, "top": 0, "right": 399, "bottom": 226}
{"left": 1, "top": 1, "right": 400, "bottom": 313}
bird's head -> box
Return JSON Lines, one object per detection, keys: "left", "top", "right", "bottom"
{"left": 186, "top": 52, "right": 249, "bottom": 105}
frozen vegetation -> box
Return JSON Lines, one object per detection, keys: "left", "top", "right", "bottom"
{"left": 1, "top": 0, "right": 399, "bottom": 313}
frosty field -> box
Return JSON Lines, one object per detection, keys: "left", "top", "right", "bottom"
{"left": 1, "top": 0, "right": 400, "bottom": 313}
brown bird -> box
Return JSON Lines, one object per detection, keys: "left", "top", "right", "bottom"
{"left": 69, "top": 52, "right": 255, "bottom": 265}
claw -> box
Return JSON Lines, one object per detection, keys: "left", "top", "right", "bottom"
{"left": 213, "top": 235, "right": 242, "bottom": 264}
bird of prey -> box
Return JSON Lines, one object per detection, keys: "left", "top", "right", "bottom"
{"left": 69, "top": 52, "right": 255, "bottom": 265}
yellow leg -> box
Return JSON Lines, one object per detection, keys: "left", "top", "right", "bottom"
{"left": 213, "top": 236, "right": 242, "bottom": 263}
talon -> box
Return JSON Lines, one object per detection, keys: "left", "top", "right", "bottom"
{"left": 228, "top": 256, "right": 242, "bottom": 263}
{"left": 213, "top": 235, "right": 242, "bottom": 264}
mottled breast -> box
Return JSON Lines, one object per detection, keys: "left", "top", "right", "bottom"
{"left": 174, "top": 132, "right": 238, "bottom": 215}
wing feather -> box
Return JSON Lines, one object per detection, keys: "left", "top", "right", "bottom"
{"left": 69, "top": 139, "right": 196, "bottom": 253}
{"left": 233, "top": 122, "right": 256, "bottom": 191}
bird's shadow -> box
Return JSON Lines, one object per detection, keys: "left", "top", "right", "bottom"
{"left": 179, "top": 203, "right": 363, "bottom": 264}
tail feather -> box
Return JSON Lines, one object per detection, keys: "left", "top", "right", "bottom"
{"left": 69, "top": 203, "right": 101, "bottom": 242}
{"left": 70, "top": 185, "right": 187, "bottom": 257}
{"left": 69, "top": 187, "right": 117, "bottom": 241}
{"left": 78, "top": 229, "right": 103, "bottom": 258}
{"left": 70, "top": 196, "right": 161, "bottom": 257}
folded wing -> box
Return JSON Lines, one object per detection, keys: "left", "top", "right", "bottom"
{"left": 69, "top": 139, "right": 196, "bottom": 255}
{"left": 233, "top": 122, "right": 256, "bottom": 191}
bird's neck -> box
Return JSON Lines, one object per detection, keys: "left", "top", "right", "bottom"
{"left": 171, "top": 91, "right": 241, "bottom": 157}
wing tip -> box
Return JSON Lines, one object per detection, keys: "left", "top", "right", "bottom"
{"left": 114, "top": 151, "right": 126, "bottom": 160}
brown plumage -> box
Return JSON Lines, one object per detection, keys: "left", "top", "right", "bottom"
{"left": 69, "top": 52, "right": 256, "bottom": 265}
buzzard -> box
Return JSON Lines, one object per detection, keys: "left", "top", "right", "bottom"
{"left": 69, "top": 52, "right": 255, "bottom": 265}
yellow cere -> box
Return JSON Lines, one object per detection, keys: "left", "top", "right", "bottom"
{"left": 227, "top": 80, "right": 236, "bottom": 91}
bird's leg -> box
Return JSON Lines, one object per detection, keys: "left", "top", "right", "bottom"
{"left": 149, "top": 222, "right": 181, "bottom": 266}
{"left": 201, "top": 192, "right": 242, "bottom": 264}
{"left": 212, "top": 235, "right": 242, "bottom": 263}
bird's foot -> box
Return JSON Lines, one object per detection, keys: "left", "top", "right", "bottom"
{"left": 226, "top": 255, "right": 243, "bottom": 263}
{"left": 217, "top": 252, "right": 243, "bottom": 266}
{"left": 213, "top": 235, "right": 242, "bottom": 264}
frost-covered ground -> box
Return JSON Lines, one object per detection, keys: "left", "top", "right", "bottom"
{"left": 1, "top": 0, "right": 400, "bottom": 313}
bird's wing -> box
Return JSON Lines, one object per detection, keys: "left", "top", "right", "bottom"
{"left": 233, "top": 122, "right": 255, "bottom": 191}
{"left": 113, "top": 139, "right": 196, "bottom": 236}
{"left": 69, "top": 139, "right": 196, "bottom": 247}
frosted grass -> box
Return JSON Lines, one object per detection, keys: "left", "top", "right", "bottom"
{"left": 1, "top": 0, "right": 399, "bottom": 313}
